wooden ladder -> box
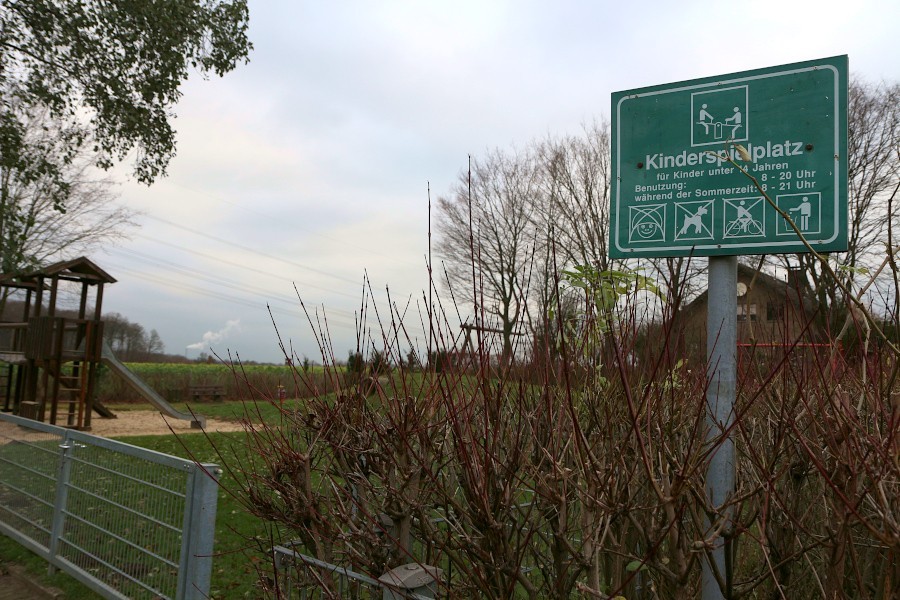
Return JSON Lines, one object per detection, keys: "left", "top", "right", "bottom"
{"left": 0, "top": 364, "right": 12, "bottom": 412}
{"left": 50, "top": 362, "right": 86, "bottom": 428}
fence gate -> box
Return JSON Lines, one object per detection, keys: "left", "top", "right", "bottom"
{"left": 0, "top": 413, "right": 219, "bottom": 599}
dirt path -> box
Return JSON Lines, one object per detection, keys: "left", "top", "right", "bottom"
{"left": 0, "top": 410, "right": 247, "bottom": 443}
{"left": 0, "top": 566, "right": 63, "bottom": 600}
{"left": 86, "top": 410, "right": 247, "bottom": 437}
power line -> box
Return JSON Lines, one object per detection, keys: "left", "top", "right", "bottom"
{"left": 109, "top": 246, "right": 359, "bottom": 318}
{"left": 142, "top": 214, "right": 365, "bottom": 286}
{"left": 127, "top": 233, "right": 361, "bottom": 300}
{"left": 160, "top": 179, "right": 422, "bottom": 268}
{"left": 103, "top": 202, "right": 429, "bottom": 344}
{"left": 105, "top": 232, "right": 426, "bottom": 329}
{"left": 105, "top": 258, "right": 429, "bottom": 341}
{"left": 102, "top": 260, "right": 362, "bottom": 331}
{"left": 104, "top": 259, "right": 429, "bottom": 347}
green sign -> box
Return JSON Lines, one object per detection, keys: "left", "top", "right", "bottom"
{"left": 610, "top": 56, "right": 848, "bottom": 258}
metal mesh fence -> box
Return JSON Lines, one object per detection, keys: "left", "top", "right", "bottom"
{"left": 0, "top": 426, "right": 62, "bottom": 549}
{"left": 0, "top": 413, "right": 219, "bottom": 600}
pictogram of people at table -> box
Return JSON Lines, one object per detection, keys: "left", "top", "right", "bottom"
{"left": 697, "top": 104, "right": 743, "bottom": 140}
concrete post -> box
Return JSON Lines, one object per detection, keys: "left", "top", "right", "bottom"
{"left": 379, "top": 563, "right": 443, "bottom": 599}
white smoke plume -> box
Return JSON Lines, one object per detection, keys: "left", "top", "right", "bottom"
{"left": 186, "top": 319, "right": 241, "bottom": 351}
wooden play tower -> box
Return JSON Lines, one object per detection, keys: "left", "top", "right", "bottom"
{"left": 0, "top": 257, "right": 115, "bottom": 429}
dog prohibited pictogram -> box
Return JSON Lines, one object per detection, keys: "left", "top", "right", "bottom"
{"left": 674, "top": 200, "right": 714, "bottom": 241}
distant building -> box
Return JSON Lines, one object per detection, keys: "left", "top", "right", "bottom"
{"left": 674, "top": 264, "right": 823, "bottom": 359}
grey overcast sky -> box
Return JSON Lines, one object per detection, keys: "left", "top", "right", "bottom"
{"left": 95, "top": 0, "right": 900, "bottom": 363}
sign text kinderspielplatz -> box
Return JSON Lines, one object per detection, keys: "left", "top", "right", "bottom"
{"left": 610, "top": 56, "right": 848, "bottom": 258}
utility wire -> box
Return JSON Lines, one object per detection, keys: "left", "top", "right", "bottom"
{"left": 125, "top": 233, "right": 360, "bottom": 300}
{"left": 142, "top": 214, "right": 365, "bottom": 286}
{"left": 160, "top": 179, "right": 421, "bottom": 268}
{"left": 103, "top": 260, "right": 361, "bottom": 331}
{"left": 108, "top": 246, "right": 358, "bottom": 318}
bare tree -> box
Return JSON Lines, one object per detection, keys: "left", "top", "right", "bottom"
{"left": 535, "top": 122, "right": 703, "bottom": 316}
{"left": 0, "top": 111, "right": 134, "bottom": 273}
{"left": 774, "top": 80, "right": 899, "bottom": 313}
{"left": 436, "top": 149, "right": 541, "bottom": 360}
{"left": 535, "top": 122, "right": 615, "bottom": 272}
{"left": 147, "top": 329, "right": 165, "bottom": 355}
{"left": 438, "top": 126, "right": 675, "bottom": 366}
{"left": 531, "top": 122, "right": 698, "bottom": 357}
{"left": 529, "top": 123, "right": 619, "bottom": 365}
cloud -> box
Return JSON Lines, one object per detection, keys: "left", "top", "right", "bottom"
{"left": 102, "top": 1, "right": 900, "bottom": 364}
{"left": 186, "top": 319, "right": 242, "bottom": 350}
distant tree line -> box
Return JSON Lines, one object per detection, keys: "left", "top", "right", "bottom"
{"left": 103, "top": 312, "right": 182, "bottom": 363}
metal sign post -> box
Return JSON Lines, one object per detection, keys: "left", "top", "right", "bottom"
{"left": 702, "top": 256, "right": 737, "bottom": 600}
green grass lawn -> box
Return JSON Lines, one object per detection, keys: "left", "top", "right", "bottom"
{"left": 106, "top": 396, "right": 313, "bottom": 424}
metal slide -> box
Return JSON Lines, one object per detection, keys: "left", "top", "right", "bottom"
{"left": 100, "top": 342, "right": 206, "bottom": 429}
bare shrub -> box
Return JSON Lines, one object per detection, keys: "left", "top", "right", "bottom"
{"left": 210, "top": 248, "right": 898, "bottom": 599}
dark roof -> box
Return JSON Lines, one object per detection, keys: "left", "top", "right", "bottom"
{"left": 680, "top": 263, "right": 817, "bottom": 314}
{"left": 7, "top": 257, "right": 116, "bottom": 285}
{"left": 0, "top": 274, "right": 40, "bottom": 290}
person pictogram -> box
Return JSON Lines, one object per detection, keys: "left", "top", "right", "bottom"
{"left": 697, "top": 103, "right": 714, "bottom": 134}
{"left": 724, "top": 106, "right": 742, "bottom": 137}
{"left": 735, "top": 200, "right": 754, "bottom": 232}
{"left": 691, "top": 86, "right": 749, "bottom": 147}
{"left": 789, "top": 196, "right": 812, "bottom": 230}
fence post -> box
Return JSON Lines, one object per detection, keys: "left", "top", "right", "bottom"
{"left": 47, "top": 431, "right": 76, "bottom": 575}
{"left": 177, "top": 463, "right": 221, "bottom": 600}
{"left": 379, "top": 564, "right": 443, "bottom": 599}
